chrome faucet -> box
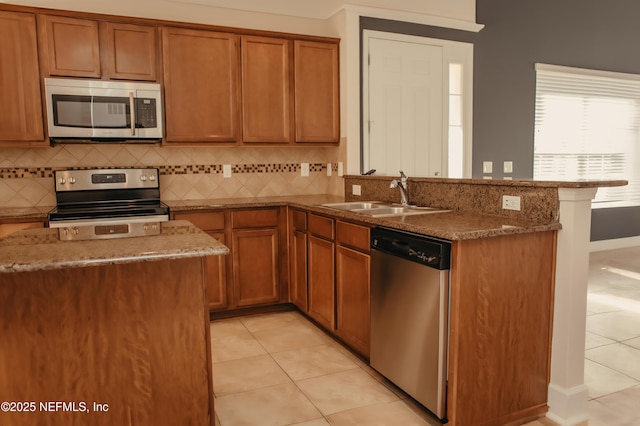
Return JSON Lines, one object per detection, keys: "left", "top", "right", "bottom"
{"left": 390, "top": 171, "right": 409, "bottom": 205}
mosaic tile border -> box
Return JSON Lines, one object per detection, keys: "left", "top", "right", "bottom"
{"left": 0, "top": 163, "right": 335, "bottom": 179}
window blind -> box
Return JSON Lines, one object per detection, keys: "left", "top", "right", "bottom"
{"left": 534, "top": 64, "right": 639, "bottom": 207}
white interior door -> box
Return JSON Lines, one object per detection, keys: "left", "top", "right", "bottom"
{"left": 366, "top": 36, "right": 444, "bottom": 177}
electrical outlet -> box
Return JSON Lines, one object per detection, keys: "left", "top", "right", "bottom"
{"left": 352, "top": 184, "right": 361, "bottom": 196}
{"left": 502, "top": 195, "right": 521, "bottom": 211}
{"left": 327, "top": 163, "right": 332, "bottom": 176}
{"left": 338, "top": 162, "right": 344, "bottom": 176}
{"left": 301, "top": 163, "right": 309, "bottom": 177}
{"left": 223, "top": 164, "right": 232, "bottom": 178}
{"left": 483, "top": 161, "right": 493, "bottom": 174}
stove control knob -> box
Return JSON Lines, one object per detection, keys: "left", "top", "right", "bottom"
{"left": 61, "top": 228, "right": 69, "bottom": 236}
{"left": 72, "top": 227, "right": 80, "bottom": 235}
{"left": 140, "top": 175, "right": 147, "bottom": 182}
{"left": 69, "top": 177, "right": 76, "bottom": 184}
{"left": 149, "top": 174, "right": 156, "bottom": 181}
{"left": 58, "top": 178, "right": 66, "bottom": 185}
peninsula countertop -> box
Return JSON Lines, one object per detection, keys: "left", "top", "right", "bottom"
{"left": 0, "top": 220, "right": 229, "bottom": 273}
{"left": 166, "top": 195, "right": 562, "bottom": 240}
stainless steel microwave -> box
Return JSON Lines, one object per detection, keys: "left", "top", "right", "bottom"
{"left": 44, "top": 78, "right": 163, "bottom": 142}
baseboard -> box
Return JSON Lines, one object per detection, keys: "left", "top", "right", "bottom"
{"left": 590, "top": 236, "right": 640, "bottom": 252}
{"left": 546, "top": 383, "right": 589, "bottom": 426}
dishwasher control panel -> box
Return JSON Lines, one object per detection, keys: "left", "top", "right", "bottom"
{"left": 371, "top": 227, "right": 451, "bottom": 270}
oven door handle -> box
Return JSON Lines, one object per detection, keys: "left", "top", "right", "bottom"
{"left": 129, "top": 92, "right": 136, "bottom": 136}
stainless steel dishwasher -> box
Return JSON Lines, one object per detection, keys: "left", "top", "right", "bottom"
{"left": 370, "top": 227, "right": 451, "bottom": 421}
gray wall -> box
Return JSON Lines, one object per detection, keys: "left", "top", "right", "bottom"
{"left": 361, "top": 0, "right": 640, "bottom": 241}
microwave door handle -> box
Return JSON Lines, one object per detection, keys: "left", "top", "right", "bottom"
{"left": 129, "top": 92, "right": 135, "bottom": 136}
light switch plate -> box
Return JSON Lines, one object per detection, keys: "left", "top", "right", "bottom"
{"left": 327, "top": 163, "right": 332, "bottom": 176}
{"left": 483, "top": 161, "right": 493, "bottom": 174}
{"left": 223, "top": 164, "right": 232, "bottom": 178}
{"left": 352, "top": 184, "right": 361, "bottom": 196}
{"left": 504, "top": 161, "right": 513, "bottom": 173}
{"left": 338, "top": 162, "right": 344, "bottom": 176}
{"left": 301, "top": 163, "right": 309, "bottom": 177}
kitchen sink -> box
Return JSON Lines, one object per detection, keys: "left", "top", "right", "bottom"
{"left": 320, "top": 201, "right": 385, "bottom": 210}
{"left": 322, "top": 201, "right": 450, "bottom": 217}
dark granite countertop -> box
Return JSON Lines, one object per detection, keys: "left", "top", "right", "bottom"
{"left": 165, "top": 195, "right": 562, "bottom": 240}
{"left": 0, "top": 188, "right": 568, "bottom": 243}
{"left": 0, "top": 220, "right": 229, "bottom": 273}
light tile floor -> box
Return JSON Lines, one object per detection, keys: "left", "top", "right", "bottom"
{"left": 210, "top": 246, "right": 640, "bottom": 426}
{"left": 585, "top": 246, "right": 640, "bottom": 426}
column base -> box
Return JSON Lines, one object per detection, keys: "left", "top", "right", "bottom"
{"left": 547, "top": 383, "right": 589, "bottom": 426}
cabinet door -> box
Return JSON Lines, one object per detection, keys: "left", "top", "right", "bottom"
{"left": 162, "top": 27, "right": 240, "bottom": 144}
{"left": 291, "top": 229, "right": 308, "bottom": 310}
{"left": 102, "top": 22, "right": 158, "bottom": 81}
{"left": 38, "top": 15, "right": 101, "bottom": 78}
{"left": 294, "top": 40, "right": 339, "bottom": 143}
{"left": 0, "top": 11, "right": 45, "bottom": 144}
{"left": 336, "top": 245, "right": 370, "bottom": 357}
{"left": 205, "top": 231, "right": 227, "bottom": 311}
{"left": 308, "top": 235, "right": 335, "bottom": 330}
{"left": 241, "top": 36, "right": 293, "bottom": 143}
{"left": 232, "top": 228, "right": 279, "bottom": 307}
{"left": 174, "top": 211, "right": 227, "bottom": 311}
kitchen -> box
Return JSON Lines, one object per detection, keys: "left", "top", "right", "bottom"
{"left": 1, "top": 0, "right": 639, "bottom": 425}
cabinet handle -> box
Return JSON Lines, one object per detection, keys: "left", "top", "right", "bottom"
{"left": 129, "top": 92, "right": 135, "bottom": 136}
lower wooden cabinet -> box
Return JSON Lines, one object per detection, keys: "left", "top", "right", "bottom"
{"left": 307, "top": 214, "right": 336, "bottom": 330}
{"left": 204, "top": 231, "right": 227, "bottom": 310}
{"left": 232, "top": 227, "right": 280, "bottom": 307}
{"left": 174, "top": 207, "right": 286, "bottom": 312}
{"left": 335, "top": 221, "right": 371, "bottom": 357}
{"left": 173, "top": 211, "right": 227, "bottom": 311}
{"left": 290, "top": 210, "right": 372, "bottom": 357}
{"left": 289, "top": 209, "right": 308, "bottom": 310}
{"left": 307, "top": 234, "right": 335, "bottom": 330}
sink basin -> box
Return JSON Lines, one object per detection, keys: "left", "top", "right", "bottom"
{"left": 352, "top": 206, "right": 449, "bottom": 217}
{"left": 321, "top": 201, "right": 385, "bottom": 210}
{"left": 322, "top": 201, "right": 449, "bottom": 217}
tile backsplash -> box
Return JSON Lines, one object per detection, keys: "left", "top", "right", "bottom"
{"left": 0, "top": 143, "right": 345, "bottom": 208}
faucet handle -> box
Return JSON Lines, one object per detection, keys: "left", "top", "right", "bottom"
{"left": 399, "top": 171, "right": 407, "bottom": 180}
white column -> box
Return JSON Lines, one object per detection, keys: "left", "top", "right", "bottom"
{"left": 547, "top": 187, "right": 598, "bottom": 426}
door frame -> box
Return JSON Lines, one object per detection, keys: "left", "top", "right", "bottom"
{"left": 361, "top": 30, "right": 474, "bottom": 178}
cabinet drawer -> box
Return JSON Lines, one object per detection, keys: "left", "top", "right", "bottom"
{"left": 232, "top": 208, "right": 278, "bottom": 229}
{"left": 308, "top": 214, "right": 334, "bottom": 240}
{"left": 291, "top": 209, "right": 307, "bottom": 231}
{"left": 336, "top": 221, "right": 370, "bottom": 252}
{"left": 174, "top": 211, "right": 224, "bottom": 231}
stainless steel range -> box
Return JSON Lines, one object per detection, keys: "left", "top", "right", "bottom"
{"left": 48, "top": 168, "right": 170, "bottom": 241}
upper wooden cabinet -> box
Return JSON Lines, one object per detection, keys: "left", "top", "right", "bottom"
{"left": 38, "top": 15, "right": 159, "bottom": 81}
{"left": 241, "top": 36, "right": 293, "bottom": 144}
{"left": 162, "top": 27, "right": 240, "bottom": 144}
{"left": 38, "top": 15, "right": 101, "bottom": 78}
{"left": 101, "top": 22, "right": 158, "bottom": 81}
{"left": 0, "top": 10, "right": 45, "bottom": 145}
{"left": 294, "top": 40, "right": 340, "bottom": 144}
